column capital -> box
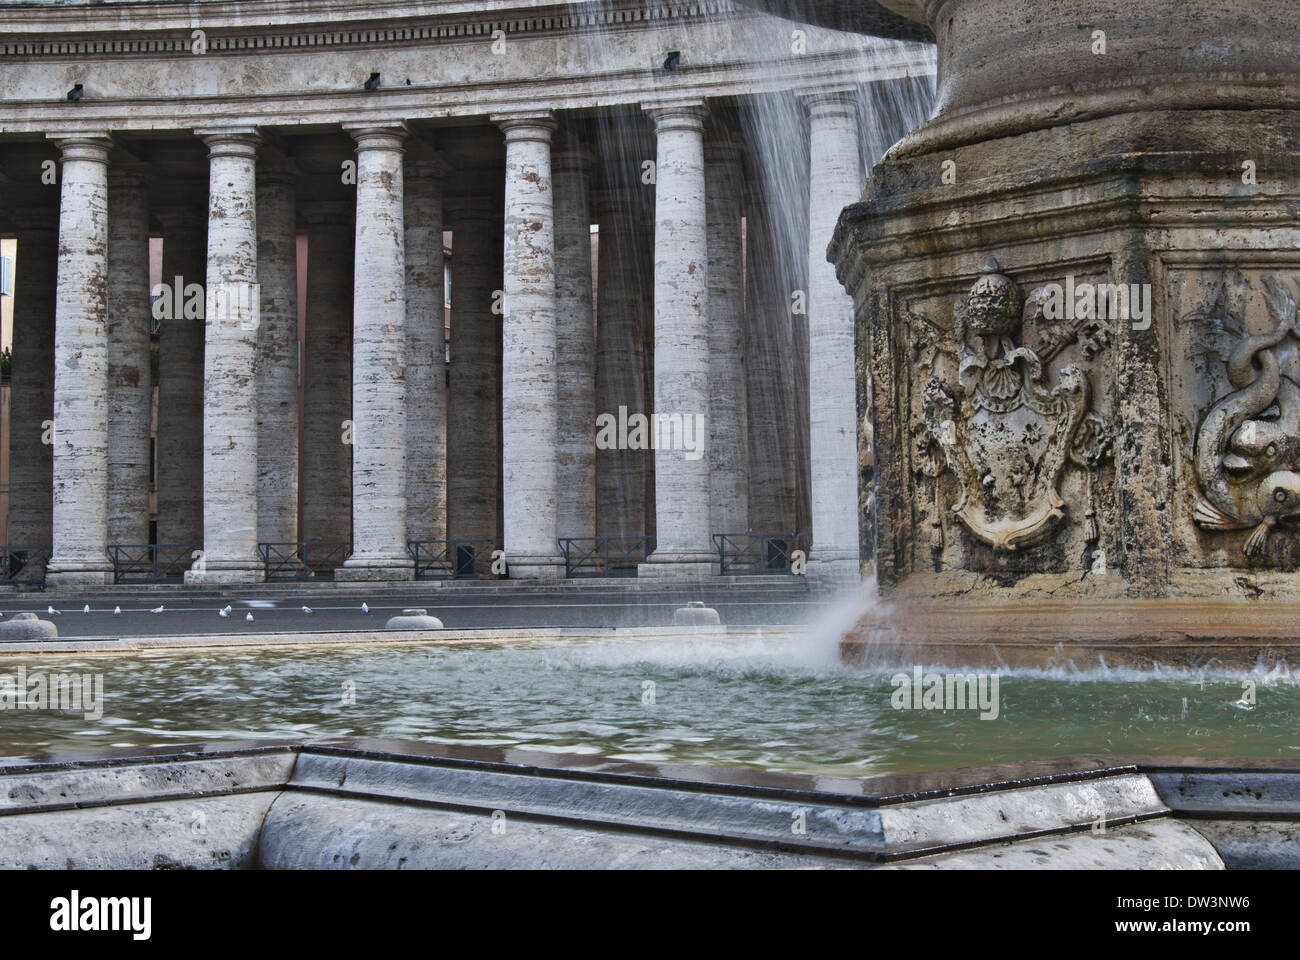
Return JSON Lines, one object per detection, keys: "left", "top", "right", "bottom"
{"left": 799, "top": 88, "right": 860, "bottom": 119}
{"left": 343, "top": 123, "right": 408, "bottom": 153}
{"left": 46, "top": 133, "right": 113, "bottom": 164}
{"left": 196, "top": 127, "right": 262, "bottom": 158}
{"left": 493, "top": 112, "right": 557, "bottom": 142}
{"left": 642, "top": 101, "right": 708, "bottom": 132}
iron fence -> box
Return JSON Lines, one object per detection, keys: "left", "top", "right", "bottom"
{"left": 408, "top": 539, "right": 504, "bottom": 579}
{"left": 558, "top": 536, "right": 654, "bottom": 577}
{"left": 0, "top": 545, "right": 52, "bottom": 587}
{"left": 258, "top": 541, "right": 352, "bottom": 581}
{"left": 107, "top": 543, "right": 201, "bottom": 583}
{"left": 712, "top": 531, "right": 811, "bottom": 575}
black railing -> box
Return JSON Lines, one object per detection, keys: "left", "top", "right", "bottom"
{"left": 408, "top": 539, "right": 505, "bottom": 579}
{"left": 259, "top": 541, "right": 352, "bottom": 581}
{"left": 712, "top": 531, "right": 811, "bottom": 575}
{"left": 108, "top": 543, "right": 201, "bottom": 584}
{"left": 558, "top": 536, "right": 655, "bottom": 577}
{"left": 0, "top": 545, "right": 52, "bottom": 587}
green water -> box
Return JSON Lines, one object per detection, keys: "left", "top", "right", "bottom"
{"left": 1, "top": 633, "right": 1296, "bottom": 777}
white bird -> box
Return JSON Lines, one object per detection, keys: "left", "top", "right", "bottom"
{"left": 83, "top": 604, "right": 91, "bottom": 614}
{"left": 113, "top": 606, "right": 121, "bottom": 616}
{"left": 150, "top": 605, "right": 165, "bottom": 614}
{"left": 47, "top": 605, "right": 61, "bottom": 615}
{"left": 245, "top": 612, "right": 254, "bottom": 622}
{"left": 1232, "top": 698, "right": 1255, "bottom": 711}
{"left": 221, "top": 604, "right": 232, "bottom": 617}
{"left": 361, "top": 602, "right": 369, "bottom": 613}
{"left": 302, "top": 606, "right": 313, "bottom": 614}
{"left": 218, "top": 608, "right": 229, "bottom": 618}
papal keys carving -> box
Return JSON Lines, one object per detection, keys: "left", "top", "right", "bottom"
{"left": 912, "top": 260, "right": 1112, "bottom": 552}
{"left": 1192, "top": 276, "right": 1300, "bottom": 557}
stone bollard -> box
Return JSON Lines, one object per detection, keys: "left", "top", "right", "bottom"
{"left": 0, "top": 612, "right": 59, "bottom": 641}
{"left": 384, "top": 608, "right": 445, "bottom": 630}
{"left": 672, "top": 601, "right": 721, "bottom": 626}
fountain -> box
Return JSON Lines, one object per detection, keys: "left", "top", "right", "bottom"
{"left": 741, "top": 0, "right": 1300, "bottom": 665}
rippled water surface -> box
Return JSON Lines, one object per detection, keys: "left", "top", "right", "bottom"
{"left": 2, "top": 633, "right": 1298, "bottom": 777}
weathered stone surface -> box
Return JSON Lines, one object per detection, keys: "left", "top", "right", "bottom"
{"left": 672, "top": 600, "right": 722, "bottom": 625}
{"left": 383, "top": 608, "right": 445, "bottom": 630}
{"left": 0, "top": 613, "right": 58, "bottom": 641}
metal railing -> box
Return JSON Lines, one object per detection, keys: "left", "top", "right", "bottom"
{"left": 712, "top": 531, "right": 811, "bottom": 575}
{"left": 108, "top": 543, "right": 201, "bottom": 584}
{"left": 558, "top": 536, "right": 655, "bottom": 577}
{"left": 258, "top": 541, "right": 352, "bottom": 581}
{"left": 408, "top": 539, "right": 504, "bottom": 579}
{"left": 0, "top": 545, "right": 52, "bottom": 587}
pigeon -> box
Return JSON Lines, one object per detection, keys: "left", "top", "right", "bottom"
{"left": 218, "top": 608, "right": 229, "bottom": 618}
{"left": 150, "top": 605, "right": 165, "bottom": 614}
{"left": 47, "top": 605, "right": 61, "bottom": 615}
{"left": 302, "top": 606, "right": 313, "bottom": 614}
{"left": 245, "top": 612, "right": 254, "bottom": 622}
{"left": 361, "top": 603, "right": 369, "bottom": 613}
{"left": 83, "top": 604, "right": 91, "bottom": 614}
{"left": 113, "top": 606, "right": 121, "bottom": 616}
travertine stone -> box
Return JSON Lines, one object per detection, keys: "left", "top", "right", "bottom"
{"left": 185, "top": 128, "right": 263, "bottom": 584}
{"left": 106, "top": 168, "right": 153, "bottom": 548}
{"left": 704, "top": 132, "right": 749, "bottom": 538}
{"left": 496, "top": 113, "right": 563, "bottom": 578}
{"left": 639, "top": 103, "right": 717, "bottom": 576}
{"left": 803, "top": 91, "right": 862, "bottom": 578}
{"left": 553, "top": 139, "right": 597, "bottom": 543}
{"left": 255, "top": 153, "right": 300, "bottom": 546}
{"left": 446, "top": 191, "right": 502, "bottom": 542}
{"left": 7, "top": 212, "right": 57, "bottom": 548}
{"left": 300, "top": 200, "right": 353, "bottom": 546}
{"left": 338, "top": 125, "right": 414, "bottom": 581}
{"left": 46, "top": 135, "right": 114, "bottom": 586}
{"left": 403, "top": 156, "right": 448, "bottom": 544}
{"left": 155, "top": 204, "right": 206, "bottom": 548}
{"left": 0, "top": 613, "right": 58, "bottom": 641}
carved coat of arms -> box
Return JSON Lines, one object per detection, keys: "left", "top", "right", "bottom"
{"left": 913, "top": 260, "right": 1111, "bottom": 552}
{"left": 1192, "top": 276, "right": 1300, "bottom": 557}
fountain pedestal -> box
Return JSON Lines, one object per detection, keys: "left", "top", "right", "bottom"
{"left": 817, "top": 0, "right": 1300, "bottom": 656}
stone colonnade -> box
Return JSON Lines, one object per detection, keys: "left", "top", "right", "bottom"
{"left": 5, "top": 94, "right": 864, "bottom": 584}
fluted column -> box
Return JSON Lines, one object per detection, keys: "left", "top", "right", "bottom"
{"left": 338, "top": 125, "right": 413, "bottom": 580}
{"left": 639, "top": 103, "right": 716, "bottom": 576}
{"left": 446, "top": 192, "right": 502, "bottom": 542}
{"left": 594, "top": 188, "right": 648, "bottom": 539}
{"left": 495, "top": 113, "right": 562, "bottom": 578}
{"left": 704, "top": 132, "right": 749, "bottom": 538}
{"left": 300, "top": 200, "right": 354, "bottom": 546}
{"left": 44, "top": 135, "right": 113, "bottom": 585}
{"left": 404, "top": 157, "right": 448, "bottom": 544}
{"left": 256, "top": 152, "right": 299, "bottom": 546}
{"left": 155, "top": 205, "right": 206, "bottom": 547}
{"left": 804, "top": 91, "right": 864, "bottom": 577}
{"left": 553, "top": 139, "right": 596, "bottom": 543}
{"left": 106, "top": 167, "right": 153, "bottom": 548}
{"left": 6, "top": 210, "right": 57, "bottom": 549}
{"left": 185, "top": 128, "right": 263, "bottom": 583}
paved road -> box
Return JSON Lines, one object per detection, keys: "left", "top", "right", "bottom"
{"left": 0, "top": 582, "right": 837, "bottom": 639}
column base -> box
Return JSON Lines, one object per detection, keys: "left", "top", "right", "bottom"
{"left": 185, "top": 560, "right": 266, "bottom": 585}
{"left": 506, "top": 555, "right": 566, "bottom": 580}
{"left": 637, "top": 551, "right": 721, "bottom": 578}
{"left": 45, "top": 556, "right": 113, "bottom": 588}
{"left": 336, "top": 555, "right": 415, "bottom": 582}
{"left": 807, "top": 551, "right": 863, "bottom": 586}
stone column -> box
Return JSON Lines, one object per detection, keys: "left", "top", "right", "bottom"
{"left": 593, "top": 188, "right": 648, "bottom": 539}
{"left": 404, "top": 157, "right": 448, "bottom": 544}
{"left": 45, "top": 134, "right": 114, "bottom": 585}
{"left": 256, "top": 152, "right": 299, "bottom": 546}
{"left": 552, "top": 139, "right": 596, "bottom": 542}
{"left": 446, "top": 192, "right": 502, "bottom": 542}
{"left": 300, "top": 201, "right": 354, "bottom": 545}
{"left": 106, "top": 167, "right": 153, "bottom": 547}
{"left": 338, "top": 125, "right": 413, "bottom": 580}
{"left": 155, "top": 205, "right": 206, "bottom": 547}
{"left": 638, "top": 103, "right": 716, "bottom": 576}
{"left": 7, "top": 210, "right": 57, "bottom": 548}
{"left": 704, "top": 132, "right": 749, "bottom": 538}
{"left": 185, "top": 128, "right": 263, "bottom": 583}
{"left": 494, "top": 113, "right": 563, "bottom": 578}
{"left": 804, "top": 91, "right": 863, "bottom": 578}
